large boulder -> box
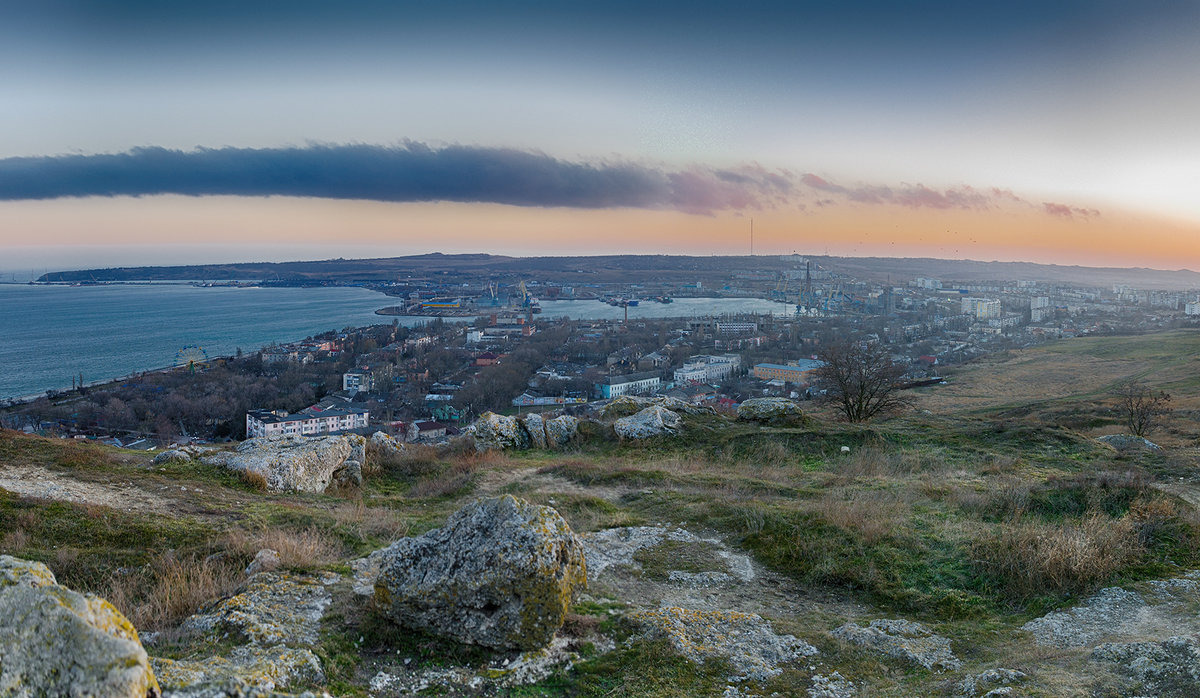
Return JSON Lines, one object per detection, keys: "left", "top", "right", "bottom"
{"left": 543, "top": 415, "right": 579, "bottom": 448}
{"left": 737, "top": 397, "right": 807, "bottom": 425}
{"left": 202, "top": 434, "right": 363, "bottom": 492}
{"left": 519, "top": 413, "right": 548, "bottom": 449}
{"left": 599, "top": 395, "right": 714, "bottom": 420}
{"left": 614, "top": 405, "right": 683, "bottom": 439}
{"left": 471, "top": 412, "right": 530, "bottom": 452}
{"left": 0, "top": 554, "right": 160, "bottom": 697}
{"left": 373, "top": 495, "right": 587, "bottom": 650}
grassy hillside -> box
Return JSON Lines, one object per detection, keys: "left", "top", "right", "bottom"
{"left": 4, "top": 330, "right": 1200, "bottom": 695}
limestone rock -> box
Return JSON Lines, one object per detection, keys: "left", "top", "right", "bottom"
{"left": 370, "top": 431, "right": 405, "bottom": 457}
{"left": 832, "top": 618, "right": 960, "bottom": 671}
{"left": 1021, "top": 586, "right": 1148, "bottom": 649}
{"left": 471, "top": 412, "right": 530, "bottom": 452}
{"left": 373, "top": 495, "right": 587, "bottom": 649}
{"left": 0, "top": 554, "right": 160, "bottom": 697}
{"left": 154, "top": 645, "right": 324, "bottom": 695}
{"left": 154, "top": 449, "right": 193, "bottom": 464}
{"left": 1091, "top": 636, "right": 1200, "bottom": 697}
{"left": 543, "top": 415, "right": 579, "bottom": 448}
{"left": 614, "top": 405, "right": 682, "bottom": 439}
{"left": 245, "top": 549, "right": 280, "bottom": 576}
{"left": 181, "top": 573, "right": 331, "bottom": 647}
{"left": 736, "top": 397, "right": 806, "bottom": 425}
{"left": 599, "top": 395, "right": 714, "bottom": 420}
{"left": 1098, "top": 433, "right": 1161, "bottom": 452}
{"left": 957, "top": 668, "right": 1027, "bottom": 697}
{"left": 202, "top": 435, "right": 362, "bottom": 493}
{"left": 629, "top": 606, "right": 817, "bottom": 682}
{"left": 519, "top": 413, "right": 548, "bottom": 449}
{"left": 809, "top": 671, "right": 855, "bottom": 697}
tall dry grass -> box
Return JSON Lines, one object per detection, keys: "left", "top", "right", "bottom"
{"left": 972, "top": 513, "right": 1138, "bottom": 599}
{"left": 103, "top": 551, "right": 245, "bottom": 632}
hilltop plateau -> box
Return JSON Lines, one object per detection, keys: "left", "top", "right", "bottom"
{"left": 5, "top": 330, "right": 1200, "bottom": 696}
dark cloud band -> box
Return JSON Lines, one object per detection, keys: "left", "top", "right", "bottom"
{"left": 0, "top": 142, "right": 1096, "bottom": 219}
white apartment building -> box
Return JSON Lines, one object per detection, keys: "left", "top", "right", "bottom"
{"left": 245, "top": 407, "right": 369, "bottom": 438}
{"left": 673, "top": 354, "right": 741, "bottom": 384}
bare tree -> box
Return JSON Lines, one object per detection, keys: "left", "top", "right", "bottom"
{"left": 815, "top": 340, "right": 910, "bottom": 422}
{"left": 1115, "top": 381, "right": 1171, "bottom": 437}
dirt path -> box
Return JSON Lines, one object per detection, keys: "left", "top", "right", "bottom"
{"left": 0, "top": 463, "right": 185, "bottom": 515}
{"left": 475, "top": 465, "right": 627, "bottom": 502}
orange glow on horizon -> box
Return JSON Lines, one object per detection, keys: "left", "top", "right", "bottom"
{"left": 3, "top": 195, "right": 1200, "bottom": 272}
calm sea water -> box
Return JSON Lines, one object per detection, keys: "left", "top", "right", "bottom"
{"left": 0, "top": 285, "right": 791, "bottom": 400}
{"left": 0, "top": 284, "right": 422, "bottom": 401}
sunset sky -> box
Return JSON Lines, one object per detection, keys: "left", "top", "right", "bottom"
{"left": 3, "top": 1, "right": 1200, "bottom": 274}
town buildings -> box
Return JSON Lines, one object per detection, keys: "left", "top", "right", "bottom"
{"left": 245, "top": 405, "right": 370, "bottom": 438}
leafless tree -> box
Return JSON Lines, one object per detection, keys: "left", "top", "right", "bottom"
{"left": 815, "top": 340, "right": 910, "bottom": 422}
{"left": 1115, "top": 381, "right": 1171, "bottom": 437}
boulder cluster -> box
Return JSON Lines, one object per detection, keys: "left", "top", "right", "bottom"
{"left": 202, "top": 433, "right": 366, "bottom": 492}
{"left": 470, "top": 411, "right": 579, "bottom": 451}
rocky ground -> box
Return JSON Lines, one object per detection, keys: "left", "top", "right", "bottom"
{"left": 7, "top": 382, "right": 1200, "bottom": 696}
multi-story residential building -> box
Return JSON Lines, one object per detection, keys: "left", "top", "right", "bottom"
{"left": 961, "top": 297, "right": 1002, "bottom": 320}
{"left": 245, "top": 406, "right": 370, "bottom": 438}
{"left": 673, "top": 354, "right": 741, "bottom": 384}
{"left": 342, "top": 369, "right": 374, "bottom": 393}
{"left": 596, "top": 371, "right": 662, "bottom": 398}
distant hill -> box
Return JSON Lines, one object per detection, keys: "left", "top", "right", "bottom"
{"left": 37, "top": 252, "right": 1200, "bottom": 290}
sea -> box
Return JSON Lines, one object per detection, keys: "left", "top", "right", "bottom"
{"left": 0, "top": 284, "right": 791, "bottom": 401}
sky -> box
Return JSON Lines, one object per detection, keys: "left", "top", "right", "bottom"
{"left": 2, "top": 1, "right": 1200, "bottom": 275}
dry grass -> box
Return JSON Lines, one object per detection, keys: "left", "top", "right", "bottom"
{"left": 973, "top": 513, "right": 1139, "bottom": 599}
{"left": 807, "top": 491, "right": 911, "bottom": 545}
{"left": 330, "top": 500, "right": 410, "bottom": 541}
{"left": 237, "top": 468, "right": 268, "bottom": 491}
{"left": 408, "top": 462, "right": 478, "bottom": 499}
{"left": 836, "top": 447, "right": 949, "bottom": 478}
{"left": 222, "top": 526, "right": 342, "bottom": 570}
{"left": 103, "top": 551, "right": 245, "bottom": 631}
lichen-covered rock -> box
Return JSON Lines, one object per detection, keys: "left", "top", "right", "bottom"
{"left": 614, "top": 405, "right": 682, "bottom": 439}
{"left": 519, "top": 413, "right": 548, "bottom": 449}
{"left": 543, "top": 415, "right": 579, "bottom": 447}
{"left": 1090, "top": 636, "right": 1200, "bottom": 697}
{"left": 245, "top": 549, "right": 280, "bottom": 576}
{"left": 736, "top": 397, "right": 806, "bottom": 425}
{"left": 154, "top": 645, "right": 324, "bottom": 695}
{"left": 472, "top": 412, "right": 530, "bottom": 452}
{"left": 1021, "top": 586, "right": 1148, "bottom": 649}
{"left": 1098, "top": 433, "right": 1161, "bottom": 452}
{"left": 181, "top": 573, "right": 332, "bottom": 647}
{"left": 957, "top": 668, "right": 1027, "bottom": 696}
{"left": 628, "top": 606, "right": 817, "bottom": 682}
{"left": 0, "top": 554, "right": 160, "bottom": 697}
{"left": 832, "top": 618, "right": 960, "bottom": 671}
{"left": 373, "top": 495, "right": 587, "bottom": 649}
{"left": 599, "top": 395, "right": 714, "bottom": 419}
{"left": 370, "top": 430, "right": 405, "bottom": 457}
{"left": 154, "top": 449, "right": 193, "bottom": 464}
{"left": 202, "top": 434, "right": 363, "bottom": 492}
{"left": 809, "top": 671, "right": 856, "bottom": 697}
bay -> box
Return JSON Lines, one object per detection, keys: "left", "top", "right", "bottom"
{"left": 0, "top": 285, "right": 793, "bottom": 401}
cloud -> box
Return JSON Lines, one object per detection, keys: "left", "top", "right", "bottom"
{"left": 1043, "top": 202, "right": 1100, "bottom": 219}
{"left": 0, "top": 143, "right": 793, "bottom": 215}
{"left": 0, "top": 142, "right": 1101, "bottom": 220}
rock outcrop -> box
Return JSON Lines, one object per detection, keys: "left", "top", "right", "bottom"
{"left": 543, "top": 415, "right": 579, "bottom": 448}
{"left": 153, "top": 572, "right": 333, "bottom": 694}
{"left": 629, "top": 607, "right": 816, "bottom": 682}
{"left": 598, "top": 395, "right": 715, "bottom": 419}
{"left": 471, "top": 412, "right": 531, "bottom": 451}
{"left": 521, "top": 413, "right": 548, "bottom": 449}
{"left": 614, "top": 405, "right": 682, "bottom": 439}
{"left": 832, "top": 618, "right": 960, "bottom": 671}
{"left": 1091, "top": 636, "right": 1200, "bottom": 697}
{"left": 736, "top": 397, "right": 806, "bottom": 425}
{"left": 470, "top": 412, "right": 578, "bottom": 451}
{"left": 1097, "top": 433, "right": 1162, "bottom": 452}
{"left": 373, "top": 495, "right": 587, "bottom": 649}
{"left": 203, "top": 434, "right": 365, "bottom": 493}
{"left": 0, "top": 554, "right": 160, "bottom": 697}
